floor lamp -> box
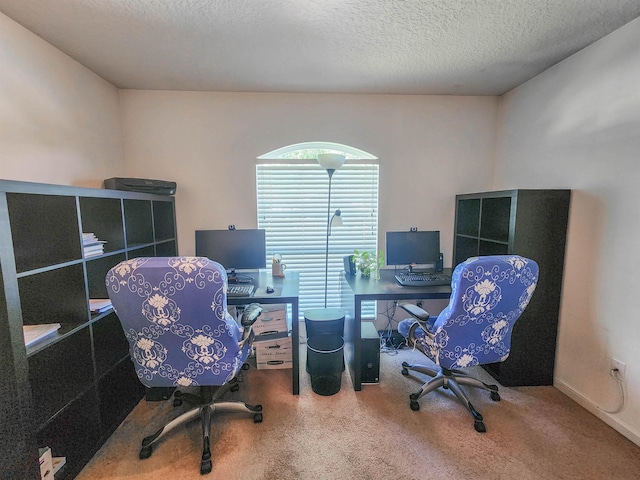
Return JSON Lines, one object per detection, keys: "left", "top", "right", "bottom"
{"left": 318, "top": 153, "right": 345, "bottom": 308}
{"left": 303, "top": 153, "right": 347, "bottom": 396}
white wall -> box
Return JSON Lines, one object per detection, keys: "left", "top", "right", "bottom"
{"left": 119, "top": 91, "right": 498, "bottom": 261}
{"left": 495, "top": 17, "right": 640, "bottom": 443}
{"left": 0, "top": 13, "right": 124, "bottom": 187}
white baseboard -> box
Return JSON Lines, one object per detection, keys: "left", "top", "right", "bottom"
{"left": 555, "top": 379, "right": 640, "bottom": 447}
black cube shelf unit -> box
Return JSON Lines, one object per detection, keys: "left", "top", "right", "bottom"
{"left": 453, "top": 189, "right": 571, "bottom": 387}
{"left": 0, "top": 179, "right": 177, "bottom": 480}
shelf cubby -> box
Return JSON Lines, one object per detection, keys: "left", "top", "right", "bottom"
{"left": 153, "top": 200, "right": 176, "bottom": 241}
{"left": 124, "top": 199, "right": 154, "bottom": 247}
{"left": 156, "top": 239, "right": 178, "bottom": 256}
{"left": 79, "top": 196, "right": 125, "bottom": 253}
{"left": 7, "top": 193, "right": 81, "bottom": 273}
{"left": 92, "top": 312, "right": 130, "bottom": 379}
{"left": 18, "top": 263, "right": 87, "bottom": 334}
{"left": 28, "top": 326, "right": 94, "bottom": 427}
{"left": 86, "top": 253, "right": 127, "bottom": 300}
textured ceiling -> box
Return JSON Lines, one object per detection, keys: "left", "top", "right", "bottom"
{"left": 1, "top": 0, "right": 639, "bottom": 95}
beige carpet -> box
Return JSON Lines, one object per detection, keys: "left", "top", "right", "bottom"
{"left": 77, "top": 347, "right": 640, "bottom": 480}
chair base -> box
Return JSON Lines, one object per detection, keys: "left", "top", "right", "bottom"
{"left": 401, "top": 361, "right": 500, "bottom": 433}
{"left": 139, "top": 380, "right": 263, "bottom": 475}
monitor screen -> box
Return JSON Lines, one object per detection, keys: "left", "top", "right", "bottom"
{"left": 195, "top": 229, "right": 266, "bottom": 271}
{"left": 386, "top": 230, "right": 440, "bottom": 267}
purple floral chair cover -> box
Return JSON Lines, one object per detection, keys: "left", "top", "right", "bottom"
{"left": 106, "top": 256, "right": 262, "bottom": 474}
{"left": 106, "top": 256, "right": 250, "bottom": 388}
{"left": 398, "top": 255, "right": 538, "bottom": 432}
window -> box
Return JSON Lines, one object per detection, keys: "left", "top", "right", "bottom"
{"left": 256, "top": 143, "right": 379, "bottom": 319}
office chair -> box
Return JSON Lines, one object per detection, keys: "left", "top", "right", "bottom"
{"left": 398, "top": 255, "right": 538, "bottom": 432}
{"left": 106, "top": 256, "right": 264, "bottom": 475}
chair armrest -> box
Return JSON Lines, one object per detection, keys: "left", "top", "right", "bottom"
{"left": 408, "top": 320, "right": 435, "bottom": 342}
{"left": 401, "top": 303, "right": 435, "bottom": 342}
{"left": 238, "top": 303, "right": 262, "bottom": 347}
{"left": 241, "top": 303, "right": 263, "bottom": 327}
{"left": 399, "top": 303, "right": 430, "bottom": 321}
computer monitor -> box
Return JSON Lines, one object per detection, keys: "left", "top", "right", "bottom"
{"left": 195, "top": 229, "right": 266, "bottom": 273}
{"left": 386, "top": 230, "right": 440, "bottom": 271}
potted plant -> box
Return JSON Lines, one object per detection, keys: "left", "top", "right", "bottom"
{"left": 352, "top": 250, "right": 385, "bottom": 279}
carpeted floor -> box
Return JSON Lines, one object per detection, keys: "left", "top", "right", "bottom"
{"left": 77, "top": 347, "right": 640, "bottom": 480}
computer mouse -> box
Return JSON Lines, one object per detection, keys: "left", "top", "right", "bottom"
{"left": 266, "top": 285, "right": 274, "bottom": 294}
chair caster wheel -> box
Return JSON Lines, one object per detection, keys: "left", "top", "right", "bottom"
{"left": 139, "top": 445, "right": 152, "bottom": 459}
{"left": 254, "top": 413, "right": 263, "bottom": 423}
{"left": 172, "top": 390, "right": 183, "bottom": 407}
{"left": 401, "top": 367, "right": 409, "bottom": 376}
{"left": 474, "top": 421, "right": 486, "bottom": 433}
{"left": 231, "top": 383, "right": 240, "bottom": 392}
{"left": 200, "top": 459, "right": 212, "bottom": 475}
{"left": 410, "top": 400, "right": 420, "bottom": 411}
{"left": 490, "top": 391, "right": 500, "bottom": 401}
{"left": 242, "top": 363, "right": 250, "bottom": 370}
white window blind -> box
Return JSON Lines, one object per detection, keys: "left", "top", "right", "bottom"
{"left": 256, "top": 162, "right": 379, "bottom": 320}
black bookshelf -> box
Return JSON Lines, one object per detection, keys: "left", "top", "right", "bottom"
{"left": 0, "top": 179, "right": 178, "bottom": 480}
{"left": 453, "top": 189, "right": 571, "bottom": 386}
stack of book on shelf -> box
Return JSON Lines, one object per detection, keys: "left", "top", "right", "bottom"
{"left": 89, "top": 299, "right": 112, "bottom": 314}
{"left": 82, "top": 232, "right": 106, "bottom": 258}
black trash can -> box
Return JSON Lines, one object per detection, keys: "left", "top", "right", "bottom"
{"left": 305, "top": 308, "right": 345, "bottom": 338}
{"left": 307, "top": 334, "right": 344, "bottom": 396}
{"left": 304, "top": 308, "right": 345, "bottom": 373}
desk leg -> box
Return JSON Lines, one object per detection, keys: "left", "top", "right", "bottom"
{"left": 352, "top": 298, "right": 362, "bottom": 391}
{"left": 292, "top": 298, "right": 299, "bottom": 395}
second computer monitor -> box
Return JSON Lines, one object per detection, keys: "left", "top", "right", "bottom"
{"left": 386, "top": 230, "right": 440, "bottom": 269}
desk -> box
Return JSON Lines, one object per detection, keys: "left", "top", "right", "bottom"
{"left": 341, "top": 268, "right": 452, "bottom": 391}
{"left": 227, "top": 271, "right": 300, "bottom": 395}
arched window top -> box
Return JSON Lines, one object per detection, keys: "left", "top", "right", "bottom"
{"left": 258, "top": 141, "right": 378, "bottom": 160}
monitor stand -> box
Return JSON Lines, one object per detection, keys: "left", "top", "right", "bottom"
{"left": 227, "top": 269, "right": 239, "bottom": 284}
{"left": 408, "top": 264, "right": 436, "bottom": 274}
{"left": 226, "top": 269, "right": 254, "bottom": 284}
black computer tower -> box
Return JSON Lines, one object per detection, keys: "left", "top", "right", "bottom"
{"left": 361, "top": 322, "right": 380, "bottom": 383}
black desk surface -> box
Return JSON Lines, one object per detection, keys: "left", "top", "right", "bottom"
{"left": 343, "top": 268, "right": 452, "bottom": 300}
{"left": 226, "top": 270, "right": 299, "bottom": 305}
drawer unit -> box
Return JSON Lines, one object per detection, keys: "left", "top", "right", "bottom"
{"left": 253, "top": 304, "right": 288, "bottom": 337}
{"left": 255, "top": 334, "right": 292, "bottom": 369}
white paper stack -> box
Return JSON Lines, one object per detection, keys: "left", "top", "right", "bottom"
{"left": 24, "top": 324, "right": 61, "bottom": 347}
{"left": 82, "top": 232, "right": 106, "bottom": 258}
{"left": 89, "top": 299, "right": 112, "bottom": 313}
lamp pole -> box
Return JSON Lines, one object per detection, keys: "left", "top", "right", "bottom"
{"left": 324, "top": 168, "right": 335, "bottom": 308}
{"left": 317, "top": 153, "right": 345, "bottom": 309}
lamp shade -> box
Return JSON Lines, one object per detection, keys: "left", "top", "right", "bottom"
{"left": 330, "top": 209, "right": 343, "bottom": 228}
{"left": 317, "top": 153, "right": 346, "bottom": 170}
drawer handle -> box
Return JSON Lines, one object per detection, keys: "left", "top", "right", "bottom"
{"left": 267, "top": 344, "right": 281, "bottom": 349}
{"left": 267, "top": 360, "right": 284, "bottom": 365}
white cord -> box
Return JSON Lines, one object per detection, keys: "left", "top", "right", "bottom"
{"left": 598, "top": 368, "right": 625, "bottom": 414}
{"left": 379, "top": 301, "right": 401, "bottom": 355}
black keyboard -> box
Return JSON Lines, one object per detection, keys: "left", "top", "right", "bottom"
{"left": 395, "top": 272, "right": 451, "bottom": 287}
{"left": 227, "top": 284, "right": 255, "bottom": 297}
